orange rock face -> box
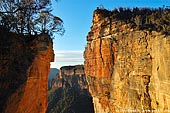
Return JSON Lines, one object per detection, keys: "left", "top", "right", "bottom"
{"left": 84, "top": 9, "right": 115, "bottom": 113}
{"left": 84, "top": 9, "right": 170, "bottom": 113}
{"left": 0, "top": 29, "right": 54, "bottom": 113}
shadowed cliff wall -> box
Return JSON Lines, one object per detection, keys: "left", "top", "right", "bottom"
{"left": 0, "top": 28, "right": 54, "bottom": 113}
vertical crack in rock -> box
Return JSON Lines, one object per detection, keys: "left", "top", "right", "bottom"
{"left": 99, "top": 38, "right": 104, "bottom": 64}
{"left": 144, "top": 32, "right": 149, "bottom": 50}
{"left": 109, "top": 38, "right": 116, "bottom": 77}
{"left": 109, "top": 16, "right": 112, "bottom": 35}
{"left": 142, "top": 75, "right": 152, "bottom": 110}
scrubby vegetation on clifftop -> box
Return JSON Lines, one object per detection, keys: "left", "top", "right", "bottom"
{"left": 95, "top": 6, "right": 170, "bottom": 34}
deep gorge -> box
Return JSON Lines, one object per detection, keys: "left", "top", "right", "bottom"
{"left": 47, "top": 65, "right": 94, "bottom": 113}
{"left": 1, "top": 7, "right": 170, "bottom": 113}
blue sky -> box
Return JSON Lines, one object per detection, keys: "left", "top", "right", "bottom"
{"left": 50, "top": 0, "right": 170, "bottom": 68}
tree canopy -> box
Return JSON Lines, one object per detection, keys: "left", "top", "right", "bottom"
{"left": 0, "top": 0, "right": 65, "bottom": 36}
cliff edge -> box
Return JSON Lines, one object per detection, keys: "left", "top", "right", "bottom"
{"left": 0, "top": 28, "right": 54, "bottom": 113}
{"left": 84, "top": 8, "right": 170, "bottom": 113}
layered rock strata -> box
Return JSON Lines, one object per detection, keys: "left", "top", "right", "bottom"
{"left": 47, "top": 65, "right": 94, "bottom": 113}
{"left": 0, "top": 28, "right": 54, "bottom": 113}
{"left": 84, "top": 9, "right": 170, "bottom": 113}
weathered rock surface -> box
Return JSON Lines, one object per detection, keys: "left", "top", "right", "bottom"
{"left": 0, "top": 28, "right": 54, "bottom": 113}
{"left": 47, "top": 65, "right": 94, "bottom": 113}
{"left": 84, "top": 8, "right": 170, "bottom": 113}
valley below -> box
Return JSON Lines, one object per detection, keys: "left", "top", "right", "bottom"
{"left": 47, "top": 65, "right": 94, "bottom": 113}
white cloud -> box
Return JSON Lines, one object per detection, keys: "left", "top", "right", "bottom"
{"left": 50, "top": 50, "right": 84, "bottom": 69}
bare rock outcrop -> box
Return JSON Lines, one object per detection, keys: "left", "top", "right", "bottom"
{"left": 84, "top": 8, "right": 170, "bottom": 113}
{"left": 0, "top": 28, "right": 54, "bottom": 113}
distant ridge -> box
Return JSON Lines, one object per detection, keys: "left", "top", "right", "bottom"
{"left": 48, "top": 68, "right": 59, "bottom": 80}
{"left": 48, "top": 68, "right": 59, "bottom": 89}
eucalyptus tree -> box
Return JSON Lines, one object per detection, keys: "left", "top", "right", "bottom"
{"left": 0, "top": 0, "right": 64, "bottom": 36}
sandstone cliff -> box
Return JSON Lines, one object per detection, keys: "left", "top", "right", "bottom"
{"left": 47, "top": 65, "right": 94, "bottom": 113}
{"left": 84, "top": 8, "right": 170, "bottom": 113}
{"left": 0, "top": 28, "right": 54, "bottom": 113}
